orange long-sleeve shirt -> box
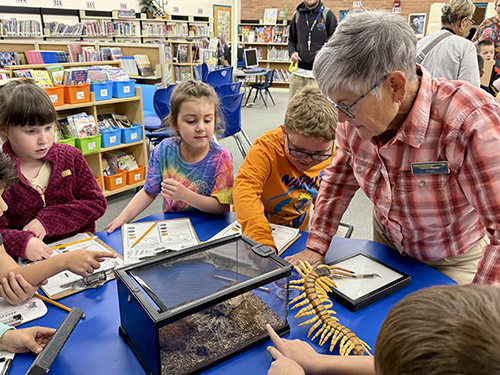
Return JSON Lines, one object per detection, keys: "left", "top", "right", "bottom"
{"left": 234, "top": 127, "right": 333, "bottom": 248}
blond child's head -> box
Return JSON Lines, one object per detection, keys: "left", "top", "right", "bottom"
{"left": 375, "top": 284, "right": 500, "bottom": 375}
{"left": 478, "top": 39, "right": 495, "bottom": 61}
{"left": 283, "top": 85, "right": 337, "bottom": 171}
{"left": 0, "top": 79, "right": 57, "bottom": 162}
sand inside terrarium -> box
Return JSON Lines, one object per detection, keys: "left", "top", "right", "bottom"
{"left": 159, "top": 291, "right": 285, "bottom": 375}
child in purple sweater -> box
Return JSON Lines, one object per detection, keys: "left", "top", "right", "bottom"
{"left": 0, "top": 80, "right": 106, "bottom": 261}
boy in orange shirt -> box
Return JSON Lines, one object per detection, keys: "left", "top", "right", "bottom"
{"left": 233, "top": 86, "right": 337, "bottom": 252}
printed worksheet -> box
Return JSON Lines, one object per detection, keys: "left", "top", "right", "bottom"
{"left": 41, "top": 233, "right": 123, "bottom": 299}
{"left": 209, "top": 221, "right": 300, "bottom": 255}
{"left": 0, "top": 296, "right": 47, "bottom": 327}
{"left": 122, "top": 218, "right": 200, "bottom": 265}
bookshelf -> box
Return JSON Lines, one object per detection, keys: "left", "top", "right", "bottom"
{"left": 237, "top": 20, "right": 291, "bottom": 86}
{"left": 169, "top": 40, "right": 203, "bottom": 83}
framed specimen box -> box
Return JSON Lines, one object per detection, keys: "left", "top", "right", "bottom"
{"left": 327, "top": 252, "right": 411, "bottom": 311}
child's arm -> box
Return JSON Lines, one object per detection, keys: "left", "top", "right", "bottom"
{"left": 106, "top": 189, "right": 157, "bottom": 233}
{"left": 1, "top": 250, "right": 117, "bottom": 287}
{"left": 161, "top": 178, "right": 228, "bottom": 214}
{"left": 0, "top": 324, "right": 56, "bottom": 354}
{"left": 266, "top": 325, "right": 375, "bottom": 375}
{"left": 33, "top": 148, "right": 107, "bottom": 238}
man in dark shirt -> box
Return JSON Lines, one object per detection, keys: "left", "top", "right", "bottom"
{"left": 288, "top": 0, "right": 337, "bottom": 99}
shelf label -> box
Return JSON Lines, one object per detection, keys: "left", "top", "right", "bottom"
{"left": 53, "top": 0, "right": 63, "bottom": 7}
{"left": 86, "top": 1, "right": 95, "bottom": 9}
{"left": 198, "top": 8, "right": 203, "bottom": 14}
{"left": 120, "top": 3, "right": 127, "bottom": 10}
{"left": 134, "top": 173, "right": 141, "bottom": 181}
{"left": 116, "top": 177, "right": 123, "bottom": 184}
{"left": 353, "top": 1, "right": 362, "bottom": 7}
{"left": 100, "top": 89, "right": 108, "bottom": 97}
{"left": 88, "top": 142, "right": 96, "bottom": 150}
{"left": 16, "top": 0, "right": 27, "bottom": 3}
{"left": 173, "top": 6, "right": 179, "bottom": 13}
{"left": 131, "top": 132, "right": 138, "bottom": 140}
{"left": 49, "top": 94, "right": 58, "bottom": 103}
{"left": 76, "top": 91, "right": 85, "bottom": 100}
{"left": 110, "top": 136, "right": 117, "bottom": 143}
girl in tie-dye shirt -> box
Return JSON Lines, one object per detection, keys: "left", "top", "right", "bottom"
{"left": 106, "top": 81, "right": 233, "bottom": 233}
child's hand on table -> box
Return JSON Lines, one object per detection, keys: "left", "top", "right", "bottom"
{"left": 0, "top": 326, "right": 56, "bottom": 354}
{"left": 23, "top": 218, "right": 46, "bottom": 239}
{"left": 25, "top": 237, "right": 53, "bottom": 261}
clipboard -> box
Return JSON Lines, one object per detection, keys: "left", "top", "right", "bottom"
{"left": 40, "top": 233, "right": 123, "bottom": 300}
{"left": 0, "top": 296, "right": 47, "bottom": 327}
{"left": 481, "top": 59, "right": 495, "bottom": 87}
{"left": 122, "top": 218, "right": 200, "bottom": 265}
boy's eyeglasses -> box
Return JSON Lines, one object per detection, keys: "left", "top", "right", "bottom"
{"left": 286, "top": 133, "right": 335, "bottom": 161}
{"left": 327, "top": 74, "right": 389, "bottom": 119}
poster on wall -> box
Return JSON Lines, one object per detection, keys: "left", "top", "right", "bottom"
{"left": 409, "top": 13, "right": 426, "bottom": 38}
{"left": 264, "top": 8, "right": 278, "bottom": 24}
{"left": 339, "top": 10, "right": 349, "bottom": 22}
{"left": 214, "top": 4, "right": 232, "bottom": 42}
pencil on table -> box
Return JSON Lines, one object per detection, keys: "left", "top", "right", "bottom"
{"left": 34, "top": 293, "right": 86, "bottom": 319}
{"left": 131, "top": 222, "right": 157, "bottom": 248}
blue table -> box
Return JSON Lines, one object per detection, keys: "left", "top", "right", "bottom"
{"left": 10, "top": 212, "right": 454, "bottom": 374}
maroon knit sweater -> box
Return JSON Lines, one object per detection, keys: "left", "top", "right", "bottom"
{"left": 0, "top": 141, "right": 107, "bottom": 258}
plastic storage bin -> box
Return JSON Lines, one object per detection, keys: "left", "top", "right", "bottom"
{"left": 103, "top": 170, "right": 127, "bottom": 191}
{"left": 95, "top": 175, "right": 103, "bottom": 190}
{"left": 121, "top": 124, "right": 143, "bottom": 144}
{"left": 112, "top": 79, "right": 136, "bottom": 98}
{"left": 56, "top": 137, "right": 76, "bottom": 147}
{"left": 64, "top": 84, "right": 91, "bottom": 104}
{"left": 43, "top": 85, "right": 64, "bottom": 107}
{"left": 118, "top": 165, "right": 146, "bottom": 185}
{"left": 75, "top": 134, "right": 101, "bottom": 155}
{"left": 100, "top": 128, "right": 122, "bottom": 148}
{"left": 90, "top": 81, "right": 113, "bottom": 101}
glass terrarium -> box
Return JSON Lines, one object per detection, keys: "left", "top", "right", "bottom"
{"left": 115, "top": 234, "right": 292, "bottom": 375}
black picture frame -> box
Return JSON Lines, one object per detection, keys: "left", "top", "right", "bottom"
{"left": 326, "top": 252, "right": 410, "bottom": 311}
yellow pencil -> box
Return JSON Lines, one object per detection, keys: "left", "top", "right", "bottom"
{"left": 34, "top": 293, "right": 86, "bottom": 319}
{"left": 51, "top": 237, "right": 95, "bottom": 250}
{"left": 131, "top": 222, "right": 157, "bottom": 248}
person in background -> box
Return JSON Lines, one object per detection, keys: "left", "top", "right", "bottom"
{"left": 233, "top": 86, "right": 337, "bottom": 252}
{"left": 472, "top": 0, "right": 500, "bottom": 66}
{"left": 417, "top": 0, "right": 479, "bottom": 87}
{"left": 288, "top": 0, "right": 337, "bottom": 100}
{"left": 0, "top": 80, "right": 106, "bottom": 262}
{"left": 477, "top": 39, "right": 500, "bottom": 95}
{"left": 266, "top": 284, "right": 500, "bottom": 375}
{"left": 106, "top": 81, "right": 233, "bottom": 233}
{"left": 287, "top": 10, "right": 500, "bottom": 285}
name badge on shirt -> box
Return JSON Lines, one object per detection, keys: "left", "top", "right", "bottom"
{"left": 411, "top": 161, "right": 449, "bottom": 175}
{"left": 61, "top": 169, "right": 72, "bottom": 177}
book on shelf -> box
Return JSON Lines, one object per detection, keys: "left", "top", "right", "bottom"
{"left": 13, "top": 69, "right": 34, "bottom": 79}
{"left": 133, "top": 54, "right": 155, "bottom": 76}
{"left": 31, "top": 70, "right": 53, "bottom": 87}
{"left": 81, "top": 47, "right": 99, "bottom": 62}
{"left": 110, "top": 47, "right": 123, "bottom": 61}
{"left": 62, "top": 68, "right": 88, "bottom": 85}
{"left": 67, "top": 112, "right": 98, "bottom": 138}
{"left": 264, "top": 8, "right": 278, "bottom": 24}
{"left": 67, "top": 43, "right": 83, "bottom": 63}
{"left": 0, "top": 52, "right": 22, "bottom": 67}
{"left": 175, "top": 44, "right": 190, "bottom": 63}
{"left": 241, "top": 26, "right": 252, "bottom": 42}
{"left": 100, "top": 47, "right": 113, "bottom": 61}
{"left": 174, "top": 65, "right": 192, "bottom": 82}
{"left": 46, "top": 65, "right": 65, "bottom": 85}
{"left": 118, "top": 56, "right": 140, "bottom": 76}
{"left": 248, "top": 30, "right": 256, "bottom": 43}
{"left": 87, "top": 67, "right": 108, "bottom": 83}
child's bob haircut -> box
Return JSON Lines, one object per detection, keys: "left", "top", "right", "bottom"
{"left": 284, "top": 85, "right": 338, "bottom": 142}
{"left": 168, "top": 80, "right": 224, "bottom": 136}
{"left": 0, "top": 152, "right": 18, "bottom": 191}
{"left": 375, "top": 284, "right": 500, "bottom": 375}
{"left": 0, "top": 79, "right": 57, "bottom": 128}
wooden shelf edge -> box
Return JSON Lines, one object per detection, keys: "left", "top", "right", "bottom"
{"left": 103, "top": 181, "right": 144, "bottom": 197}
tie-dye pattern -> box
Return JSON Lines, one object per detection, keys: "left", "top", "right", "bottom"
{"left": 144, "top": 137, "right": 233, "bottom": 212}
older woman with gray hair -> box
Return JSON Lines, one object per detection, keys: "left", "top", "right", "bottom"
{"left": 284, "top": 10, "right": 500, "bottom": 286}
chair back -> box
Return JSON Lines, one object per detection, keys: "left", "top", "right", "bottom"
{"left": 219, "top": 93, "right": 244, "bottom": 138}
{"left": 207, "top": 66, "right": 233, "bottom": 88}
{"left": 153, "top": 83, "right": 177, "bottom": 120}
{"left": 201, "top": 63, "right": 209, "bottom": 83}
{"left": 263, "top": 69, "right": 274, "bottom": 88}
{"left": 136, "top": 84, "right": 157, "bottom": 118}
{"left": 216, "top": 81, "right": 241, "bottom": 97}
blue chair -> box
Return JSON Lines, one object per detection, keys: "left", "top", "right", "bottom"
{"left": 218, "top": 93, "right": 252, "bottom": 158}
{"left": 206, "top": 67, "right": 233, "bottom": 88}
{"left": 216, "top": 81, "right": 242, "bottom": 97}
{"left": 153, "top": 83, "right": 177, "bottom": 120}
{"left": 136, "top": 84, "right": 161, "bottom": 130}
{"left": 201, "top": 63, "right": 209, "bottom": 83}
{"left": 244, "top": 69, "right": 275, "bottom": 109}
